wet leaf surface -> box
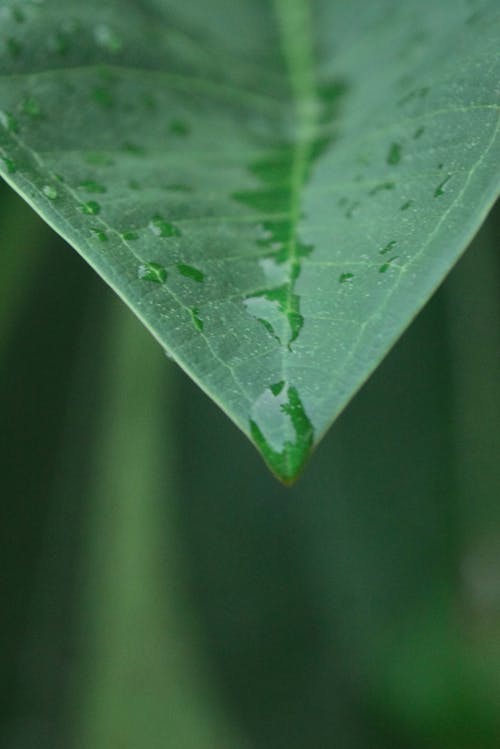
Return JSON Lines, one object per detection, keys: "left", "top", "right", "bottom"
{"left": 0, "top": 0, "right": 498, "bottom": 480}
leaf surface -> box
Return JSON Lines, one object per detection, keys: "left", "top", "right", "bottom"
{"left": 0, "top": 0, "right": 498, "bottom": 481}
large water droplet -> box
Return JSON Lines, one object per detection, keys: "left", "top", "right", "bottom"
{"left": 149, "top": 215, "right": 181, "bottom": 238}
{"left": 138, "top": 262, "right": 167, "bottom": 284}
{"left": 189, "top": 307, "right": 204, "bottom": 331}
{"left": 42, "top": 184, "right": 58, "bottom": 200}
{"left": 79, "top": 200, "right": 101, "bottom": 215}
{"left": 177, "top": 264, "right": 204, "bottom": 282}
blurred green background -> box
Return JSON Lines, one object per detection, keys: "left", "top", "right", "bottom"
{"left": 1, "top": 181, "right": 499, "bottom": 749}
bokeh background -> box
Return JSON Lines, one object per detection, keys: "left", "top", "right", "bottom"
{"left": 1, "top": 181, "right": 499, "bottom": 748}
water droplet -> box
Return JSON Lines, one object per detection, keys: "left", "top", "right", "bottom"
{"left": 12, "top": 7, "right": 26, "bottom": 23}
{"left": 177, "top": 264, "right": 204, "bottom": 282}
{"left": 0, "top": 110, "right": 19, "bottom": 132}
{"left": 92, "top": 87, "right": 114, "bottom": 108}
{"left": 400, "top": 200, "right": 413, "bottom": 211}
{"left": 387, "top": 142, "right": 402, "bottom": 165}
{"left": 189, "top": 307, "right": 204, "bottom": 331}
{"left": 339, "top": 272, "right": 354, "bottom": 283}
{"left": 250, "top": 384, "right": 314, "bottom": 484}
{"left": 7, "top": 37, "right": 22, "bottom": 57}
{"left": 369, "top": 182, "right": 395, "bottom": 196}
{"left": 128, "top": 179, "right": 140, "bottom": 190}
{"left": 90, "top": 227, "right": 108, "bottom": 242}
{"left": 138, "top": 262, "right": 167, "bottom": 284}
{"left": 84, "top": 152, "right": 114, "bottom": 166}
{"left": 122, "top": 141, "right": 145, "bottom": 155}
{"left": 434, "top": 174, "right": 452, "bottom": 197}
{"left": 379, "top": 240, "right": 397, "bottom": 255}
{"left": 345, "top": 200, "right": 360, "bottom": 218}
{"left": 79, "top": 200, "right": 101, "bottom": 215}
{"left": 22, "top": 97, "right": 42, "bottom": 118}
{"left": 121, "top": 230, "right": 139, "bottom": 240}
{"left": 168, "top": 120, "right": 190, "bottom": 136}
{"left": 42, "top": 184, "right": 58, "bottom": 200}
{"left": 1, "top": 155, "right": 17, "bottom": 173}
{"left": 413, "top": 126, "right": 425, "bottom": 139}
{"left": 78, "top": 179, "right": 107, "bottom": 193}
{"left": 94, "top": 23, "right": 122, "bottom": 53}
{"left": 379, "top": 256, "right": 399, "bottom": 273}
{"left": 149, "top": 215, "right": 181, "bottom": 238}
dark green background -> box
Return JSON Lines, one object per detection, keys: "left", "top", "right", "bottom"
{"left": 1, "top": 182, "right": 499, "bottom": 748}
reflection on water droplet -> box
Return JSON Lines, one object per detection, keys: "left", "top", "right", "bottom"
{"left": 78, "top": 180, "right": 107, "bottom": 193}
{"left": 94, "top": 23, "right": 122, "bottom": 52}
{"left": 339, "top": 272, "right": 354, "bottom": 283}
{"left": 177, "top": 264, "right": 204, "bottom": 282}
{"left": 90, "top": 227, "right": 108, "bottom": 242}
{"left": 0, "top": 110, "right": 18, "bottom": 132}
{"left": 413, "top": 126, "right": 425, "bottom": 139}
{"left": 138, "top": 262, "right": 167, "bottom": 284}
{"left": 121, "top": 230, "right": 139, "bottom": 240}
{"left": 387, "top": 142, "right": 402, "bottom": 165}
{"left": 434, "top": 174, "right": 452, "bottom": 197}
{"left": 369, "top": 182, "right": 395, "bottom": 196}
{"left": 79, "top": 200, "right": 101, "bottom": 215}
{"left": 169, "top": 120, "right": 190, "bottom": 136}
{"left": 250, "top": 384, "right": 314, "bottom": 484}
{"left": 379, "top": 240, "right": 397, "bottom": 255}
{"left": 149, "top": 215, "right": 181, "bottom": 238}
{"left": 42, "top": 184, "right": 58, "bottom": 199}
{"left": 189, "top": 307, "right": 204, "bottom": 331}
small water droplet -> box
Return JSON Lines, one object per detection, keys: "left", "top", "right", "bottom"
{"left": 78, "top": 179, "right": 107, "bottom": 193}
{"left": 0, "top": 110, "right": 19, "bottom": 132}
{"left": 7, "top": 37, "right": 22, "bottom": 57}
{"left": 369, "top": 181, "right": 395, "bottom": 196}
{"left": 387, "top": 142, "right": 402, "bottom": 165}
{"left": 79, "top": 200, "right": 101, "bottom": 215}
{"left": 379, "top": 256, "right": 399, "bottom": 273}
{"left": 189, "top": 307, "right": 204, "bottom": 331}
{"left": 128, "top": 179, "right": 140, "bottom": 190}
{"left": 12, "top": 7, "right": 26, "bottom": 23}
{"left": 42, "top": 184, "right": 58, "bottom": 199}
{"left": 339, "top": 272, "right": 354, "bottom": 283}
{"left": 345, "top": 201, "right": 360, "bottom": 218}
{"left": 90, "top": 227, "right": 108, "bottom": 242}
{"left": 121, "top": 230, "right": 139, "bottom": 240}
{"left": 1, "top": 155, "right": 17, "bottom": 173}
{"left": 92, "top": 87, "right": 114, "bottom": 108}
{"left": 434, "top": 174, "right": 452, "bottom": 197}
{"left": 94, "top": 23, "right": 122, "bottom": 53}
{"left": 22, "top": 97, "right": 42, "bottom": 118}
{"left": 85, "top": 152, "right": 114, "bottom": 166}
{"left": 138, "top": 262, "right": 167, "bottom": 284}
{"left": 177, "top": 264, "right": 204, "bottom": 282}
{"left": 122, "top": 141, "right": 145, "bottom": 155}
{"left": 379, "top": 240, "right": 397, "bottom": 255}
{"left": 168, "top": 120, "right": 190, "bottom": 136}
{"left": 149, "top": 215, "right": 181, "bottom": 238}
{"left": 413, "top": 125, "right": 425, "bottom": 139}
{"left": 400, "top": 200, "right": 413, "bottom": 211}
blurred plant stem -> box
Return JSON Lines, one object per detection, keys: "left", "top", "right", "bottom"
{"left": 70, "top": 300, "right": 244, "bottom": 749}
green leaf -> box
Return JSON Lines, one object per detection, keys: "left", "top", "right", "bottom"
{"left": 0, "top": 0, "right": 498, "bottom": 482}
